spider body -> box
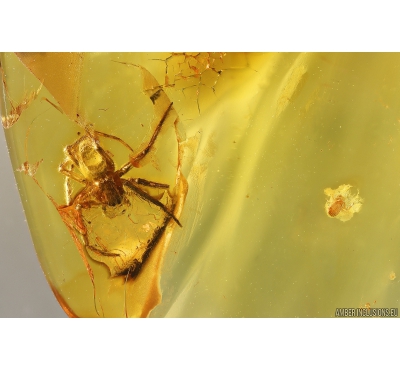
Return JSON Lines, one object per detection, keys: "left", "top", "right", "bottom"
{"left": 57, "top": 101, "right": 181, "bottom": 279}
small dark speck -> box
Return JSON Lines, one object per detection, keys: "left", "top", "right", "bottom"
{"left": 150, "top": 89, "right": 162, "bottom": 104}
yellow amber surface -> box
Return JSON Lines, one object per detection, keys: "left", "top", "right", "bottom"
{"left": 2, "top": 52, "right": 400, "bottom": 317}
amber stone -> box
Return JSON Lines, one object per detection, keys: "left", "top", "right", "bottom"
{"left": 2, "top": 52, "right": 400, "bottom": 317}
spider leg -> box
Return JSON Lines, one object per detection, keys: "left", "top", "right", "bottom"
{"left": 59, "top": 159, "right": 87, "bottom": 205}
{"left": 116, "top": 102, "right": 174, "bottom": 177}
{"left": 123, "top": 179, "right": 181, "bottom": 227}
{"left": 59, "top": 157, "right": 86, "bottom": 184}
{"left": 93, "top": 130, "right": 135, "bottom": 154}
{"left": 131, "top": 178, "right": 170, "bottom": 189}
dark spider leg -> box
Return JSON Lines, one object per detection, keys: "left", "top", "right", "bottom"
{"left": 116, "top": 102, "right": 174, "bottom": 177}
{"left": 93, "top": 130, "right": 135, "bottom": 154}
{"left": 131, "top": 178, "right": 170, "bottom": 189}
{"left": 123, "top": 179, "right": 182, "bottom": 227}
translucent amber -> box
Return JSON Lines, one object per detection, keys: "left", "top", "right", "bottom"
{"left": 2, "top": 52, "right": 400, "bottom": 317}
{"left": 1, "top": 53, "right": 187, "bottom": 317}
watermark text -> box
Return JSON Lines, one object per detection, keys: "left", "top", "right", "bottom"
{"left": 335, "top": 307, "right": 398, "bottom": 317}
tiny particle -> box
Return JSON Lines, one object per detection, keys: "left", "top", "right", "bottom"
{"left": 324, "top": 184, "right": 363, "bottom": 222}
{"left": 389, "top": 272, "right": 396, "bottom": 281}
